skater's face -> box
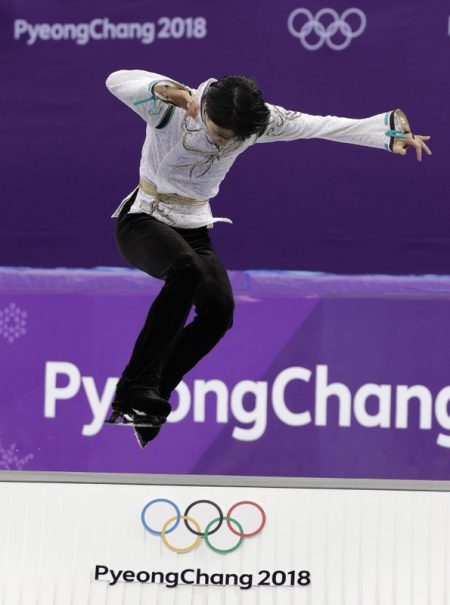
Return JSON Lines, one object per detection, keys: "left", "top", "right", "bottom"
{"left": 204, "top": 110, "right": 236, "bottom": 147}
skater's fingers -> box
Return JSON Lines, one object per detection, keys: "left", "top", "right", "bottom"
{"left": 416, "top": 136, "right": 432, "bottom": 155}
{"left": 404, "top": 136, "right": 422, "bottom": 162}
{"left": 394, "top": 133, "right": 429, "bottom": 162}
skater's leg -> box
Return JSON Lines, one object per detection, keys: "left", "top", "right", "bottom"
{"left": 159, "top": 248, "right": 234, "bottom": 400}
{"left": 115, "top": 211, "right": 207, "bottom": 393}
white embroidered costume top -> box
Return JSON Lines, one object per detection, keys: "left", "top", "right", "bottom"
{"left": 106, "top": 69, "right": 399, "bottom": 229}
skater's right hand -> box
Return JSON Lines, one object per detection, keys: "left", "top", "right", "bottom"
{"left": 154, "top": 85, "right": 200, "bottom": 118}
{"left": 392, "top": 133, "right": 432, "bottom": 162}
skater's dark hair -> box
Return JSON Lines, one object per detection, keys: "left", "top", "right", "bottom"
{"left": 204, "top": 75, "right": 270, "bottom": 141}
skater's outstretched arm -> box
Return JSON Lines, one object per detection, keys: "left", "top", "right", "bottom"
{"left": 256, "top": 105, "right": 431, "bottom": 161}
{"left": 105, "top": 69, "right": 199, "bottom": 127}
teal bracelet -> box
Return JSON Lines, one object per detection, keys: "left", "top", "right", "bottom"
{"left": 132, "top": 81, "right": 159, "bottom": 115}
{"left": 385, "top": 128, "right": 410, "bottom": 140}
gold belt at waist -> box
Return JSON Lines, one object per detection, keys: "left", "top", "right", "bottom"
{"left": 138, "top": 179, "right": 207, "bottom": 206}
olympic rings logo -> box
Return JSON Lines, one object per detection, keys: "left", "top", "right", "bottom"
{"left": 141, "top": 499, "right": 266, "bottom": 554}
{"left": 287, "top": 8, "right": 367, "bottom": 51}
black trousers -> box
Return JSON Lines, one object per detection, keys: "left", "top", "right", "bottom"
{"left": 115, "top": 194, "right": 234, "bottom": 400}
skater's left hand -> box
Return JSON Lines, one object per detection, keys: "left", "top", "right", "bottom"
{"left": 392, "top": 132, "right": 432, "bottom": 162}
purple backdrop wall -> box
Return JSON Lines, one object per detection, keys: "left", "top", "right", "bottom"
{"left": 1, "top": 0, "right": 448, "bottom": 273}
{"left": 1, "top": 268, "right": 450, "bottom": 480}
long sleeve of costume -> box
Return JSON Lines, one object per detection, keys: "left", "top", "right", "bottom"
{"left": 105, "top": 69, "right": 190, "bottom": 128}
{"left": 257, "top": 103, "right": 406, "bottom": 152}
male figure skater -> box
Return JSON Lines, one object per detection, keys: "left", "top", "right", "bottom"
{"left": 105, "top": 69, "right": 431, "bottom": 446}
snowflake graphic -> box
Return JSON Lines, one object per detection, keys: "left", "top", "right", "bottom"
{"left": 0, "top": 302, "right": 27, "bottom": 343}
{"left": 0, "top": 435, "right": 34, "bottom": 470}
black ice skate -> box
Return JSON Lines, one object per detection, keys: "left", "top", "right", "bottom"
{"left": 105, "top": 385, "right": 171, "bottom": 430}
{"left": 134, "top": 425, "right": 162, "bottom": 448}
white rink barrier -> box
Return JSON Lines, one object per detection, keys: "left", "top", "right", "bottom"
{"left": 0, "top": 473, "right": 449, "bottom": 604}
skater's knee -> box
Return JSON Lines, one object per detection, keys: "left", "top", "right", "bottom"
{"left": 167, "top": 253, "right": 204, "bottom": 284}
{"left": 209, "top": 293, "right": 235, "bottom": 331}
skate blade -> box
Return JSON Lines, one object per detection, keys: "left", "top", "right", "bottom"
{"left": 104, "top": 411, "right": 133, "bottom": 425}
{"left": 105, "top": 409, "right": 126, "bottom": 424}
{"left": 105, "top": 420, "right": 163, "bottom": 428}
{"left": 105, "top": 413, "right": 166, "bottom": 428}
